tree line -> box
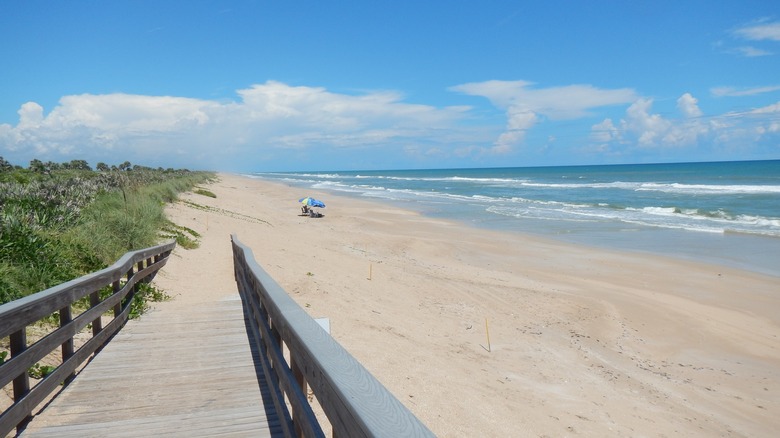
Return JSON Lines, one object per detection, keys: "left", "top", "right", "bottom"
{"left": 1, "top": 156, "right": 184, "bottom": 174}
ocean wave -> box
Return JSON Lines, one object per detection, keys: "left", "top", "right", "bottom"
{"left": 253, "top": 169, "right": 780, "bottom": 238}
{"left": 361, "top": 175, "right": 531, "bottom": 185}
{"left": 635, "top": 206, "right": 780, "bottom": 228}
{"left": 636, "top": 182, "right": 780, "bottom": 195}
{"left": 487, "top": 203, "right": 780, "bottom": 237}
{"left": 518, "top": 181, "right": 635, "bottom": 190}
{"left": 514, "top": 180, "right": 780, "bottom": 195}
{"left": 735, "top": 214, "right": 780, "bottom": 228}
{"left": 259, "top": 171, "right": 780, "bottom": 195}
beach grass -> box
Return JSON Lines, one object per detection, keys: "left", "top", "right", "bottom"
{"left": 0, "top": 164, "right": 215, "bottom": 305}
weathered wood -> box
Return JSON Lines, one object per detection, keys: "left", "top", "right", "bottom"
{"left": 240, "top": 285, "right": 298, "bottom": 438}
{"left": 19, "top": 295, "right": 283, "bottom": 437}
{"left": 232, "top": 234, "right": 435, "bottom": 438}
{"left": 9, "top": 328, "right": 31, "bottom": 430}
{"left": 89, "top": 291, "right": 102, "bottom": 336}
{"left": 0, "top": 267, "right": 140, "bottom": 390}
{"left": 112, "top": 279, "right": 121, "bottom": 317}
{"left": 291, "top": 355, "right": 307, "bottom": 438}
{"left": 59, "top": 305, "right": 75, "bottom": 385}
{"left": 0, "top": 241, "right": 175, "bottom": 437}
{"left": 0, "top": 243, "right": 174, "bottom": 339}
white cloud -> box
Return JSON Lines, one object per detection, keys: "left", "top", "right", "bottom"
{"left": 451, "top": 80, "right": 636, "bottom": 119}
{"left": 733, "top": 46, "right": 773, "bottom": 57}
{"left": 450, "top": 80, "right": 636, "bottom": 153}
{"left": 494, "top": 106, "right": 538, "bottom": 152}
{"left": 4, "top": 80, "right": 778, "bottom": 170}
{"left": 52, "top": 94, "right": 211, "bottom": 131}
{"left": 711, "top": 85, "right": 780, "bottom": 97}
{"left": 624, "top": 98, "right": 673, "bottom": 146}
{"left": 0, "top": 81, "right": 474, "bottom": 169}
{"left": 749, "top": 101, "right": 780, "bottom": 115}
{"left": 590, "top": 118, "right": 619, "bottom": 144}
{"left": 18, "top": 102, "right": 45, "bottom": 128}
{"left": 677, "top": 93, "right": 702, "bottom": 118}
{"left": 590, "top": 93, "right": 780, "bottom": 154}
{"left": 734, "top": 21, "right": 780, "bottom": 41}
{"left": 722, "top": 20, "right": 779, "bottom": 58}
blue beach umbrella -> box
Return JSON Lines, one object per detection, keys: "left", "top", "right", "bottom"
{"left": 299, "top": 197, "right": 325, "bottom": 208}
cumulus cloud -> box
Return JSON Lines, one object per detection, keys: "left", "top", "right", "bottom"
{"left": 492, "top": 106, "right": 537, "bottom": 152}
{"left": 0, "top": 81, "right": 472, "bottom": 169}
{"left": 450, "top": 80, "right": 636, "bottom": 153}
{"left": 590, "top": 118, "right": 619, "bottom": 144}
{"left": 18, "top": 102, "right": 45, "bottom": 128}
{"left": 625, "top": 99, "right": 673, "bottom": 146}
{"left": 677, "top": 93, "right": 702, "bottom": 118}
{"left": 590, "top": 93, "right": 780, "bottom": 155}
{"left": 590, "top": 96, "right": 708, "bottom": 151}
{"left": 4, "top": 80, "right": 778, "bottom": 170}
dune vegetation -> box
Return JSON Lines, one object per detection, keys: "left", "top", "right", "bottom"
{"left": 0, "top": 157, "right": 214, "bottom": 305}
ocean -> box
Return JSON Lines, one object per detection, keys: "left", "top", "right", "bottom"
{"left": 250, "top": 160, "right": 780, "bottom": 277}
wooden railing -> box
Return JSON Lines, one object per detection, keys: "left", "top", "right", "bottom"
{"left": 231, "top": 234, "right": 434, "bottom": 438}
{"left": 0, "top": 241, "right": 176, "bottom": 436}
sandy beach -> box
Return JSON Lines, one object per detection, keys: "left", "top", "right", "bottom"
{"left": 153, "top": 173, "right": 780, "bottom": 437}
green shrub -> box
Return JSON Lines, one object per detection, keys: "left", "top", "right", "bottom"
{"left": 0, "top": 164, "right": 214, "bottom": 306}
{"left": 0, "top": 263, "right": 24, "bottom": 303}
{"left": 194, "top": 188, "right": 217, "bottom": 198}
{"left": 129, "top": 282, "right": 171, "bottom": 319}
{"left": 28, "top": 363, "right": 56, "bottom": 379}
{"left": 160, "top": 222, "right": 201, "bottom": 249}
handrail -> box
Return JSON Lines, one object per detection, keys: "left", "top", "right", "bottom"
{"left": 231, "top": 234, "right": 434, "bottom": 438}
{"left": 0, "top": 240, "right": 176, "bottom": 437}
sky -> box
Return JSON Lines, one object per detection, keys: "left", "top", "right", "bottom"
{"left": 1, "top": 1, "right": 779, "bottom": 172}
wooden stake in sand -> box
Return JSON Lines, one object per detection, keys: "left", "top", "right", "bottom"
{"left": 485, "top": 318, "right": 491, "bottom": 352}
{"left": 368, "top": 262, "right": 372, "bottom": 280}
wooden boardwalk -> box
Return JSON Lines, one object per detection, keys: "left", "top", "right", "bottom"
{"left": 18, "top": 294, "right": 282, "bottom": 438}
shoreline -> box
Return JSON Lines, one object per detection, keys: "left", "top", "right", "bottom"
{"left": 243, "top": 173, "right": 780, "bottom": 278}
{"left": 159, "top": 173, "right": 780, "bottom": 437}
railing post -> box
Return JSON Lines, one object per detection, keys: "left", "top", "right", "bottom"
{"left": 10, "top": 328, "right": 31, "bottom": 431}
{"left": 291, "top": 356, "right": 307, "bottom": 438}
{"left": 90, "top": 290, "right": 103, "bottom": 336}
{"left": 113, "top": 279, "right": 122, "bottom": 317}
{"left": 146, "top": 257, "right": 154, "bottom": 282}
{"left": 60, "top": 305, "right": 76, "bottom": 384}
{"left": 125, "top": 267, "right": 135, "bottom": 310}
{"left": 270, "top": 319, "right": 282, "bottom": 369}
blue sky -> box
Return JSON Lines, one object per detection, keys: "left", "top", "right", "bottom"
{"left": 1, "top": 1, "right": 779, "bottom": 171}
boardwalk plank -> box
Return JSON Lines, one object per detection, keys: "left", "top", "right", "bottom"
{"left": 19, "top": 295, "right": 282, "bottom": 438}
